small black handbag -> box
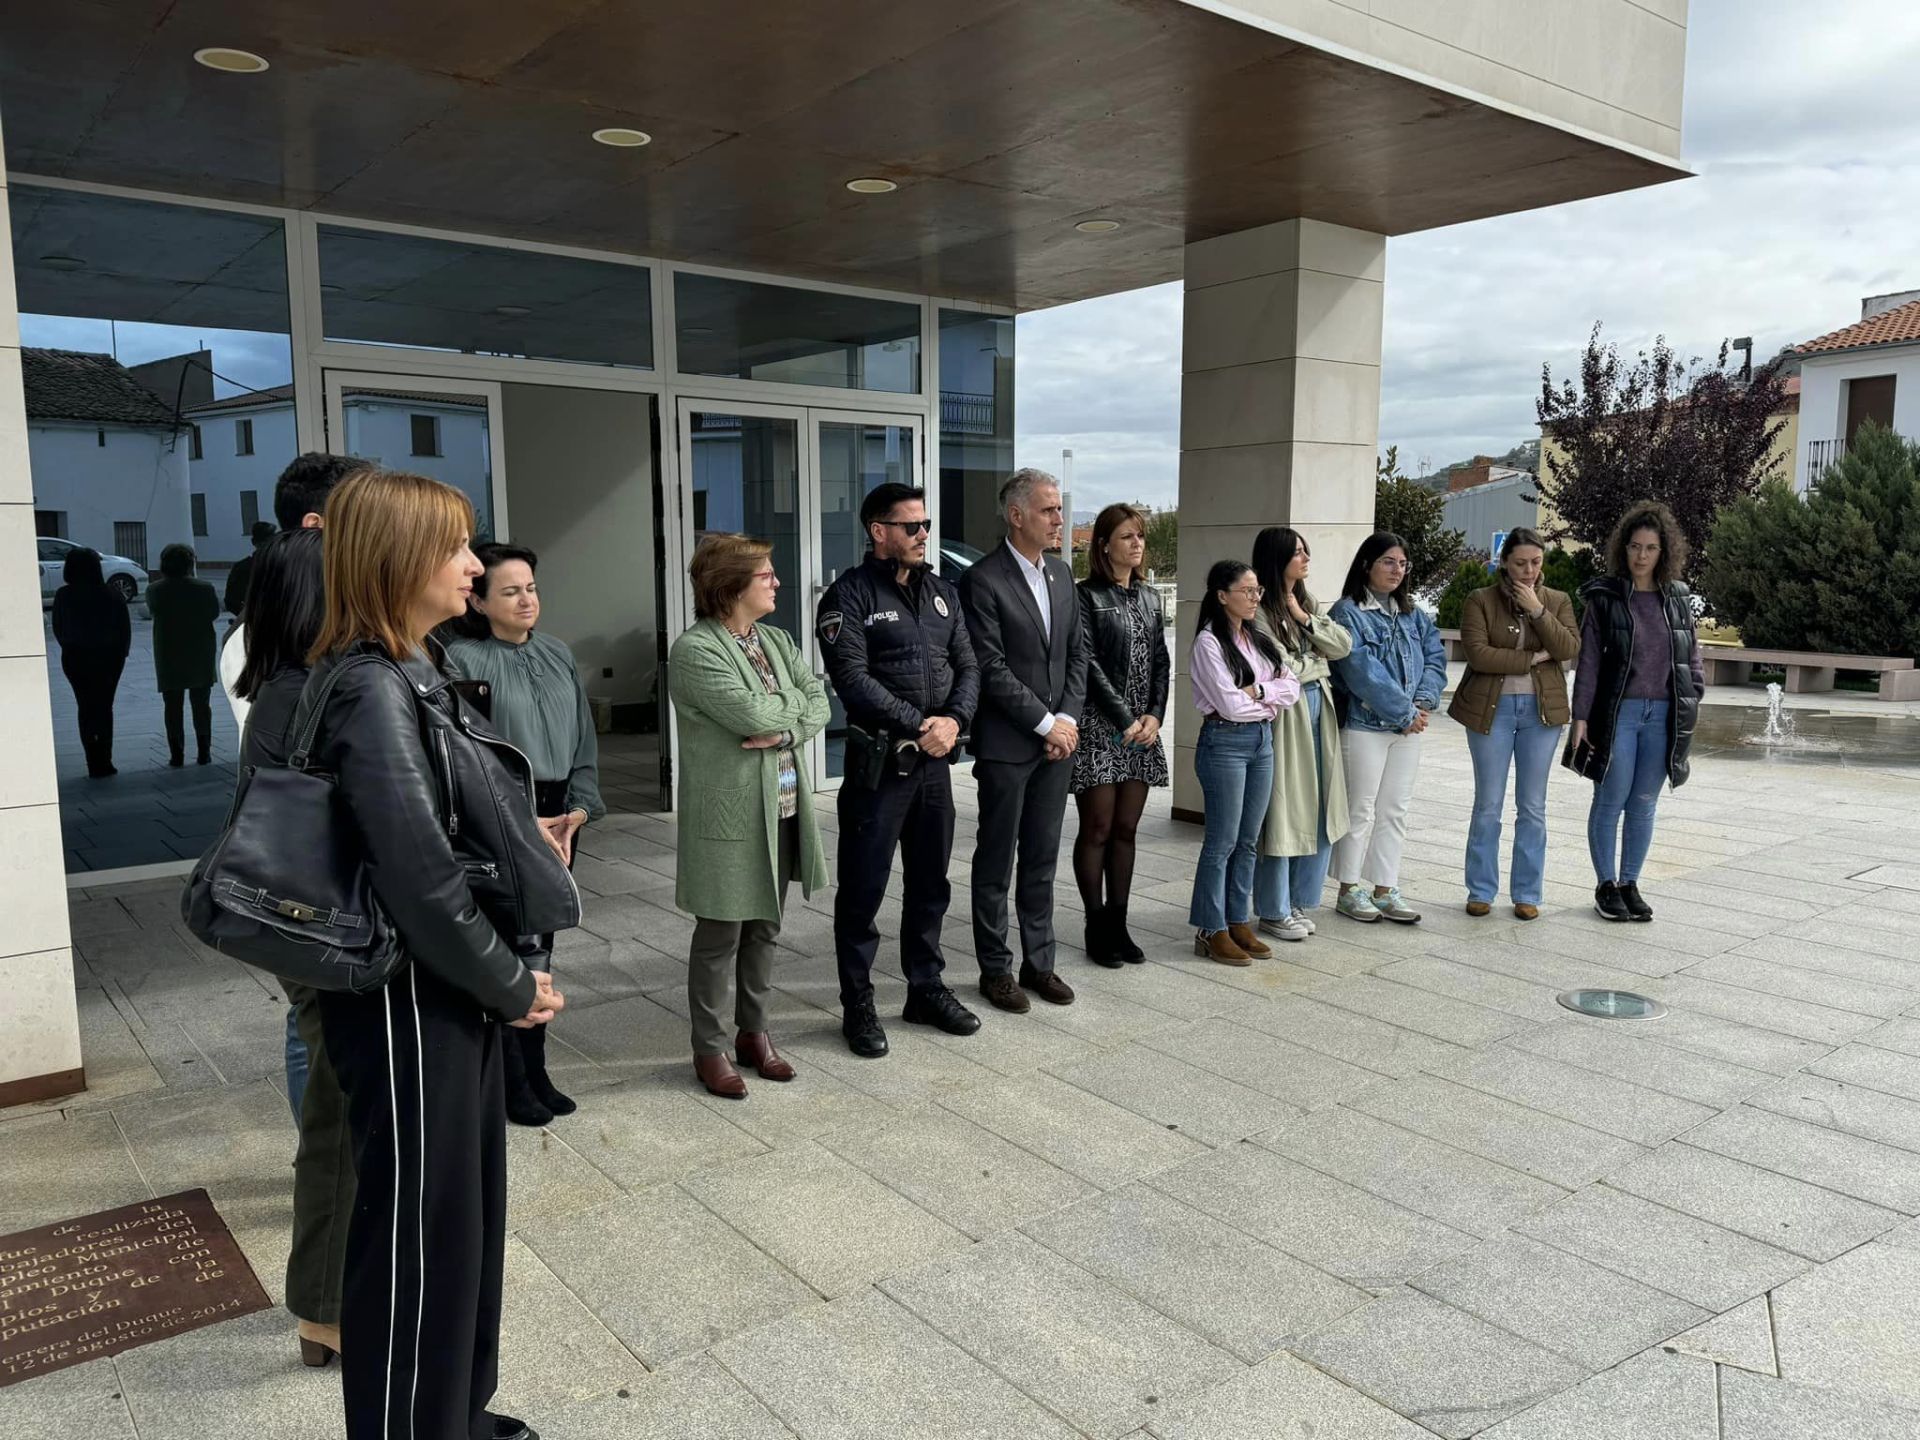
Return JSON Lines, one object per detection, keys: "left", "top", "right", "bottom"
{"left": 181, "top": 655, "right": 406, "bottom": 993}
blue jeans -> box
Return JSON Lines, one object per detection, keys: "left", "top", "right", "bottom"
{"left": 1464, "top": 694, "right": 1563, "bottom": 905}
{"left": 1189, "top": 720, "right": 1273, "bottom": 932}
{"left": 1255, "top": 685, "right": 1331, "bottom": 917}
{"left": 284, "top": 1004, "right": 309, "bottom": 1122}
{"left": 1587, "top": 698, "right": 1670, "bottom": 884}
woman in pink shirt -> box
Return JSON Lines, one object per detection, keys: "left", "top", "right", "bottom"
{"left": 1188, "top": 560, "right": 1300, "bottom": 964}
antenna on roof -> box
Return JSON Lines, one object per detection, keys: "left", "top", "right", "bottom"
{"left": 1730, "top": 336, "right": 1752, "bottom": 383}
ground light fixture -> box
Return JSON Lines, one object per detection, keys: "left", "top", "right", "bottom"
{"left": 39, "top": 255, "right": 86, "bottom": 272}
{"left": 193, "top": 47, "right": 269, "bottom": 73}
{"left": 1074, "top": 219, "right": 1122, "bottom": 233}
{"left": 845, "top": 178, "right": 898, "bottom": 194}
{"left": 493, "top": 305, "right": 532, "bottom": 318}
{"left": 1555, "top": 989, "right": 1668, "bottom": 1020}
{"left": 592, "top": 128, "right": 652, "bottom": 147}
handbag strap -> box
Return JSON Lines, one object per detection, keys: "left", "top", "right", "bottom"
{"left": 288, "top": 654, "right": 402, "bottom": 772}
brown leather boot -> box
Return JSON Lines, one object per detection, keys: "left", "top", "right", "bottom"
{"left": 693, "top": 1052, "right": 748, "bottom": 1099}
{"left": 297, "top": 1319, "right": 341, "bottom": 1367}
{"left": 1193, "top": 930, "right": 1251, "bottom": 966}
{"left": 735, "top": 1031, "right": 795, "bottom": 1081}
{"left": 1227, "top": 923, "right": 1271, "bottom": 958}
{"left": 1512, "top": 903, "right": 1540, "bottom": 921}
{"left": 1466, "top": 900, "right": 1492, "bottom": 917}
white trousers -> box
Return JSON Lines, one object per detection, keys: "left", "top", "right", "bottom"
{"left": 1333, "top": 727, "right": 1422, "bottom": 888}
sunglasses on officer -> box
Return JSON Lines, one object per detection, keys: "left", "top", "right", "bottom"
{"left": 875, "top": 519, "right": 932, "bottom": 536}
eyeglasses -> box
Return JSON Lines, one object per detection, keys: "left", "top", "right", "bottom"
{"left": 753, "top": 569, "right": 778, "bottom": 582}
{"left": 877, "top": 519, "right": 932, "bottom": 536}
{"left": 1229, "top": 584, "right": 1265, "bottom": 599}
{"left": 1375, "top": 557, "right": 1410, "bottom": 571}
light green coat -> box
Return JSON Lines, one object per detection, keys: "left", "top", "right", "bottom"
{"left": 1257, "top": 608, "right": 1352, "bottom": 857}
{"left": 668, "top": 619, "right": 831, "bottom": 921}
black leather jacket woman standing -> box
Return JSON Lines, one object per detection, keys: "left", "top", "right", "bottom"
{"left": 302, "top": 468, "right": 573, "bottom": 1440}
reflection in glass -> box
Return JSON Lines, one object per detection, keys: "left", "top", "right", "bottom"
{"left": 333, "top": 386, "right": 497, "bottom": 540}
{"left": 318, "top": 225, "right": 653, "bottom": 369}
{"left": 688, "top": 412, "right": 803, "bottom": 645}
{"left": 938, "top": 309, "right": 1014, "bottom": 565}
{"left": 675, "top": 273, "right": 920, "bottom": 394}
{"left": 817, "top": 421, "right": 915, "bottom": 779}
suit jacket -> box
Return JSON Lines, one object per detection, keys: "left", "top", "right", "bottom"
{"left": 958, "top": 540, "right": 1088, "bottom": 763}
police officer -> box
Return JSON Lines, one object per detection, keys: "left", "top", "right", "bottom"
{"left": 816, "top": 482, "right": 983, "bottom": 1058}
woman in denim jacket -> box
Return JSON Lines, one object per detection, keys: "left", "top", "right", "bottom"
{"left": 1327, "top": 531, "right": 1448, "bottom": 925}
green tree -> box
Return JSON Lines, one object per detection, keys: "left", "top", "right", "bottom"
{"left": 1703, "top": 422, "right": 1920, "bottom": 657}
{"left": 1143, "top": 507, "right": 1178, "bottom": 577}
{"left": 1376, "top": 445, "right": 1466, "bottom": 598}
{"left": 1435, "top": 560, "right": 1491, "bottom": 628}
{"left": 1541, "top": 546, "right": 1596, "bottom": 620}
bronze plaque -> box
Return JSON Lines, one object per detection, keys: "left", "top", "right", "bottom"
{"left": 0, "top": 1188, "right": 271, "bottom": 1388}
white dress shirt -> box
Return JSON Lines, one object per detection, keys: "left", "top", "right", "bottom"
{"left": 1009, "top": 544, "right": 1072, "bottom": 738}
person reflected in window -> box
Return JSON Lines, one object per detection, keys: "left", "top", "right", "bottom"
{"left": 225, "top": 519, "right": 277, "bottom": 617}
{"left": 147, "top": 542, "right": 221, "bottom": 767}
{"left": 445, "top": 541, "right": 604, "bottom": 1127}
{"left": 51, "top": 546, "right": 132, "bottom": 778}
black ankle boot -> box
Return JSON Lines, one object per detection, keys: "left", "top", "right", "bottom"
{"left": 1110, "top": 903, "right": 1147, "bottom": 963}
{"left": 520, "top": 1024, "right": 576, "bottom": 1116}
{"left": 1594, "top": 881, "right": 1633, "bottom": 923}
{"left": 1084, "top": 904, "right": 1123, "bottom": 968}
{"left": 501, "top": 1026, "right": 554, "bottom": 1127}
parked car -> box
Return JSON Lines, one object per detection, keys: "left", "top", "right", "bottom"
{"left": 939, "top": 537, "right": 986, "bottom": 577}
{"left": 38, "top": 536, "right": 148, "bottom": 605}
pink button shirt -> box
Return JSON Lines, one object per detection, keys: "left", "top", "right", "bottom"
{"left": 1190, "top": 627, "right": 1299, "bottom": 722}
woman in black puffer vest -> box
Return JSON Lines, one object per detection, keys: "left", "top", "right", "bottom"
{"left": 1568, "top": 501, "right": 1704, "bottom": 924}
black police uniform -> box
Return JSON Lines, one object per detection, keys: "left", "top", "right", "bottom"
{"left": 816, "top": 554, "right": 980, "bottom": 1010}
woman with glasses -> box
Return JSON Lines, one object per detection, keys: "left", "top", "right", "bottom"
{"left": 1328, "top": 532, "right": 1448, "bottom": 925}
{"left": 668, "top": 535, "right": 831, "bottom": 1097}
{"left": 1188, "top": 560, "right": 1299, "bottom": 964}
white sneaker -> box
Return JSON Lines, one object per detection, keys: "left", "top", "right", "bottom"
{"left": 1290, "top": 907, "right": 1318, "bottom": 935}
{"left": 1258, "top": 913, "right": 1312, "bottom": 942}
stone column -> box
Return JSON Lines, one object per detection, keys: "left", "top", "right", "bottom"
{"left": 0, "top": 112, "right": 86, "bottom": 1104}
{"left": 1173, "top": 219, "right": 1384, "bottom": 821}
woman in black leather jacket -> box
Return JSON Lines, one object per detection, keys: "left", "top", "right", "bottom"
{"left": 1071, "top": 504, "right": 1171, "bottom": 965}
{"left": 302, "top": 468, "right": 575, "bottom": 1440}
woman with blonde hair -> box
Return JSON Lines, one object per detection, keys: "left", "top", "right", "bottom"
{"left": 303, "top": 468, "right": 576, "bottom": 1440}
{"left": 668, "top": 534, "right": 831, "bottom": 1098}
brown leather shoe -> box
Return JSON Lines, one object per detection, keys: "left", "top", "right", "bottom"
{"left": 1193, "top": 930, "right": 1251, "bottom": 966}
{"left": 1512, "top": 903, "right": 1540, "bottom": 921}
{"left": 1018, "top": 963, "right": 1075, "bottom": 1006}
{"left": 693, "top": 1052, "right": 748, "bottom": 1099}
{"left": 735, "top": 1031, "right": 795, "bottom": 1081}
{"left": 1226, "top": 923, "right": 1271, "bottom": 958}
{"left": 980, "top": 973, "right": 1031, "bottom": 1013}
{"left": 1466, "top": 900, "right": 1492, "bottom": 917}
{"left": 297, "top": 1319, "right": 341, "bottom": 1368}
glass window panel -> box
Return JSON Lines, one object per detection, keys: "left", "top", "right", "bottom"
{"left": 687, "top": 411, "right": 803, "bottom": 643}
{"left": 938, "top": 309, "right": 1014, "bottom": 568}
{"left": 334, "top": 386, "right": 497, "bottom": 541}
{"left": 675, "top": 272, "right": 920, "bottom": 394}
{"left": 318, "top": 225, "right": 653, "bottom": 369}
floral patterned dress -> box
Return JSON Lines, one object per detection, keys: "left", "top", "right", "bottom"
{"left": 1072, "top": 584, "right": 1170, "bottom": 793}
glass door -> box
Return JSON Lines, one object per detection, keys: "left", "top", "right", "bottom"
{"left": 322, "top": 371, "right": 507, "bottom": 540}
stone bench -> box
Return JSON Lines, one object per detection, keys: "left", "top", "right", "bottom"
{"left": 1438, "top": 627, "right": 1465, "bottom": 662}
{"left": 1700, "top": 645, "right": 1920, "bottom": 702}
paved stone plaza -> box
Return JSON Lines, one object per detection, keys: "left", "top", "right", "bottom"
{"left": 6, "top": 692, "right": 1920, "bottom": 1439}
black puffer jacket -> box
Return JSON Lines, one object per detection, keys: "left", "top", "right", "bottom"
{"left": 1077, "top": 576, "right": 1170, "bottom": 730}
{"left": 1577, "top": 577, "right": 1701, "bottom": 788}
{"left": 816, "top": 555, "right": 980, "bottom": 739}
{"left": 297, "top": 641, "right": 580, "bottom": 1020}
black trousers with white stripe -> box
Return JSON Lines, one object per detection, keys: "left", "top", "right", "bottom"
{"left": 320, "top": 964, "right": 508, "bottom": 1440}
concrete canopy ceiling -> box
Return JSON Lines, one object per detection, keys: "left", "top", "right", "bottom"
{"left": 0, "top": 0, "right": 1686, "bottom": 311}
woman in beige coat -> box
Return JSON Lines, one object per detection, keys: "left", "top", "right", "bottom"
{"left": 1250, "top": 527, "right": 1351, "bottom": 942}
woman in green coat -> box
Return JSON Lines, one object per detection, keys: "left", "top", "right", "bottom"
{"left": 146, "top": 542, "right": 221, "bottom": 766}
{"left": 668, "top": 534, "right": 830, "bottom": 1100}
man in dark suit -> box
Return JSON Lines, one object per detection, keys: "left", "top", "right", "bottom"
{"left": 958, "top": 468, "right": 1089, "bottom": 1012}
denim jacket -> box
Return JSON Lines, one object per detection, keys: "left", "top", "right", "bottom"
{"left": 1328, "top": 593, "right": 1448, "bottom": 733}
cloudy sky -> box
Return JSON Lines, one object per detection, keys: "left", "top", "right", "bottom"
{"left": 1016, "top": 0, "right": 1920, "bottom": 510}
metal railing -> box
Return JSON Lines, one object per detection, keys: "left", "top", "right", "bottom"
{"left": 939, "top": 391, "right": 997, "bottom": 435}
{"left": 1806, "top": 437, "right": 1846, "bottom": 486}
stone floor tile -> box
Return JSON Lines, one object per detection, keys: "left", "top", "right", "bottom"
{"left": 0, "top": 1358, "right": 137, "bottom": 1435}
{"left": 1514, "top": 1185, "right": 1809, "bottom": 1311}
{"left": 1504, "top": 1022, "right": 1777, "bottom": 1107}
{"left": 1719, "top": 1364, "right": 1920, "bottom": 1440}
{"left": 0, "top": 1108, "right": 148, "bottom": 1232}
{"left": 713, "top": 1286, "right": 1080, "bottom": 1440}
{"left": 1732, "top": 934, "right": 1920, "bottom": 993}
{"left": 545, "top": 1076, "right": 766, "bottom": 1191}
{"left": 1410, "top": 1233, "right": 1709, "bottom": 1370}
{"left": 920, "top": 1007, "right": 1104, "bottom": 1078}
{"left": 1415, "top": 939, "right": 1658, "bottom": 1011}
{"left": 533, "top": 1355, "right": 795, "bottom": 1440}
{"left": 1605, "top": 1140, "right": 1904, "bottom": 1260}
{"left": 525, "top": 1186, "right": 818, "bottom": 1365}
{"left": 1515, "top": 915, "right": 1729, "bottom": 975}
{"left": 881, "top": 1232, "right": 1242, "bottom": 1440}
{"left": 1746, "top": 1071, "right": 1920, "bottom": 1154}
{"left": 1231, "top": 992, "right": 1475, "bottom": 1077}
{"left": 111, "top": 1304, "right": 344, "bottom": 1440}
{"left": 1139, "top": 1016, "right": 1388, "bottom": 1110}
{"left": 818, "top": 1104, "right": 1096, "bottom": 1239}
{"left": 937, "top": 1073, "right": 1207, "bottom": 1189}
{"left": 1049, "top": 1041, "right": 1301, "bottom": 1147}
{"left": 688, "top": 1059, "right": 897, "bottom": 1149}
{"left": 1256, "top": 1105, "right": 1568, "bottom": 1238}
{"left": 1769, "top": 1240, "right": 1920, "bottom": 1409}
{"left": 1349, "top": 1074, "right": 1648, "bottom": 1188}
{"left": 1642, "top": 976, "right": 1883, "bottom": 1047}
{"left": 503, "top": 1123, "right": 623, "bottom": 1233}
{"left": 491, "top": 1237, "right": 649, "bottom": 1413}
{"left": 1368, "top": 956, "right": 1571, "bottom": 1024}
{"left": 1024, "top": 982, "right": 1199, "bottom": 1048}
{"left": 1678, "top": 953, "right": 1914, "bottom": 1018}
{"left": 545, "top": 993, "right": 694, "bottom": 1082}
{"left": 1143, "top": 1352, "right": 1436, "bottom": 1439}
{"left": 1583, "top": 1007, "right": 1830, "bottom": 1077}
{"left": 1429, "top": 1046, "right": 1718, "bottom": 1146}
{"left": 1146, "top": 1144, "right": 1477, "bottom": 1290}
{"left": 1068, "top": 956, "right": 1253, "bottom": 1021}
{"left": 1808, "top": 1040, "right": 1920, "bottom": 1101}
{"left": 778, "top": 1021, "right": 1003, "bottom": 1110}
{"left": 1662, "top": 1295, "right": 1776, "bottom": 1375}
{"left": 1023, "top": 1184, "right": 1370, "bottom": 1362}
{"left": 1292, "top": 1288, "right": 1589, "bottom": 1439}
{"left": 1301, "top": 975, "right": 1539, "bottom": 1049}
{"left": 1779, "top": 916, "right": 1920, "bottom": 964}
{"left": 682, "top": 1141, "right": 967, "bottom": 1297}
{"left": 1684, "top": 1105, "right": 1920, "bottom": 1212}
{"left": 1863, "top": 1015, "right": 1920, "bottom": 1058}
{"left": 1475, "top": 1348, "right": 1718, "bottom": 1439}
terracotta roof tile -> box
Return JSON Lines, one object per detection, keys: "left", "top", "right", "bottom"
{"left": 21, "top": 348, "right": 182, "bottom": 427}
{"left": 1795, "top": 298, "right": 1920, "bottom": 354}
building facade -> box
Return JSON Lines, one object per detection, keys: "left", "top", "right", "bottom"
{"left": 1793, "top": 291, "right": 1920, "bottom": 491}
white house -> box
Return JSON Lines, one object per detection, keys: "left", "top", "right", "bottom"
{"left": 1793, "top": 290, "right": 1920, "bottom": 492}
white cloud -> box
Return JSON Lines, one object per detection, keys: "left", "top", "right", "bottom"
{"left": 1017, "top": 0, "right": 1920, "bottom": 501}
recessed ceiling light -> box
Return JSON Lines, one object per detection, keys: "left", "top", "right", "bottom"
{"left": 592, "top": 127, "right": 652, "bottom": 148}
{"left": 493, "top": 305, "right": 532, "bottom": 318}
{"left": 846, "top": 178, "right": 898, "bottom": 194}
{"left": 680, "top": 325, "right": 714, "bottom": 336}
{"left": 194, "top": 47, "right": 269, "bottom": 74}
{"left": 1074, "top": 219, "right": 1122, "bottom": 234}
{"left": 38, "top": 254, "right": 85, "bottom": 272}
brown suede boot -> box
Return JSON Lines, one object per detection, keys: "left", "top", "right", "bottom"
{"left": 1193, "top": 930, "right": 1251, "bottom": 966}
{"left": 1227, "top": 923, "right": 1271, "bottom": 958}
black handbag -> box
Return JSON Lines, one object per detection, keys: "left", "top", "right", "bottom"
{"left": 1561, "top": 732, "right": 1603, "bottom": 780}
{"left": 180, "top": 655, "right": 407, "bottom": 993}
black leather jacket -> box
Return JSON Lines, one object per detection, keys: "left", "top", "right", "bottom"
{"left": 1077, "top": 576, "right": 1170, "bottom": 731}
{"left": 816, "top": 555, "right": 980, "bottom": 739}
{"left": 297, "top": 641, "right": 580, "bottom": 1020}
{"left": 1577, "top": 577, "right": 1701, "bottom": 788}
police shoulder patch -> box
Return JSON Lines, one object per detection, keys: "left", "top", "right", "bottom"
{"left": 819, "top": 611, "right": 843, "bottom": 645}
{"left": 932, "top": 594, "right": 950, "bottom": 618}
